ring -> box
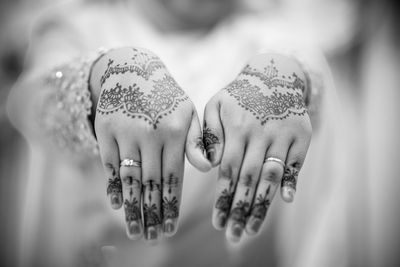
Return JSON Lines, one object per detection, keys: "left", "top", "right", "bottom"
{"left": 264, "top": 157, "right": 285, "bottom": 168}
{"left": 120, "top": 159, "right": 141, "bottom": 167}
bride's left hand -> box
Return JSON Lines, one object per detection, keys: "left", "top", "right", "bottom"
{"left": 202, "top": 53, "right": 312, "bottom": 242}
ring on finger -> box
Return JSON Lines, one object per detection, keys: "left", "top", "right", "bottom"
{"left": 264, "top": 157, "right": 285, "bottom": 168}
{"left": 120, "top": 159, "right": 141, "bottom": 167}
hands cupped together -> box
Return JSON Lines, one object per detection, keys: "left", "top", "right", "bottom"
{"left": 90, "top": 48, "right": 312, "bottom": 244}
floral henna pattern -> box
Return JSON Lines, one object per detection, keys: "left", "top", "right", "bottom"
{"left": 240, "top": 59, "right": 306, "bottom": 92}
{"left": 124, "top": 198, "right": 141, "bottom": 222}
{"left": 282, "top": 167, "right": 298, "bottom": 190}
{"left": 162, "top": 175, "right": 180, "bottom": 220}
{"left": 251, "top": 186, "right": 271, "bottom": 220}
{"left": 100, "top": 49, "right": 166, "bottom": 86}
{"left": 225, "top": 59, "right": 307, "bottom": 125}
{"left": 107, "top": 177, "right": 122, "bottom": 195}
{"left": 230, "top": 200, "right": 250, "bottom": 227}
{"left": 162, "top": 196, "right": 179, "bottom": 219}
{"left": 97, "top": 75, "right": 188, "bottom": 128}
{"left": 225, "top": 79, "right": 306, "bottom": 125}
{"left": 203, "top": 122, "right": 220, "bottom": 149}
{"left": 143, "top": 203, "right": 161, "bottom": 227}
{"left": 215, "top": 188, "right": 234, "bottom": 213}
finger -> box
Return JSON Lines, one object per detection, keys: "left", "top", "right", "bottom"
{"left": 212, "top": 133, "right": 245, "bottom": 230}
{"left": 141, "top": 143, "right": 163, "bottom": 244}
{"left": 226, "top": 139, "right": 265, "bottom": 243}
{"left": 281, "top": 137, "right": 311, "bottom": 203}
{"left": 203, "top": 97, "right": 224, "bottom": 166}
{"left": 245, "top": 142, "right": 286, "bottom": 235}
{"left": 162, "top": 140, "right": 185, "bottom": 237}
{"left": 98, "top": 133, "right": 122, "bottom": 210}
{"left": 185, "top": 110, "right": 212, "bottom": 172}
{"left": 119, "top": 142, "right": 143, "bottom": 240}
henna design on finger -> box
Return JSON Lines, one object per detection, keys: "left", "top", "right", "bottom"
{"left": 215, "top": 189, "right": 234, "bottom": 215}
{"left": 143, "top": 203, "right": 161, "bottom": 227}
{"left": 251, "top": 185, "right": 271, "bottom": 220}
{"left": 195, "top": 137, "right": 205, "bottom": 153}
{"left": 97, "top": 75, "right": 188, "bottom": 129}
{"left": 163, "top": 175, "right": 179, "bottom": 219}
{"left": 106, "top": 177, "right": 122, "bottom": 195}
{"left": 143, "top": 180, "right": 162, "bottom": 229}
{"left": 124, "top": 193, "right": 141, "bottom": 223}
{"left": 230, "top": 200, "right": 250, "bottom": 227}
{"left": 203, "top": 123, "right": 220, "bottom": 149}
{"left": 281, "top": 167, "right": 298, "bottom": 190}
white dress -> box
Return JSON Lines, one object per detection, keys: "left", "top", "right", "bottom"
{"left": 8, "top": 0, "right": 348, "bottom": 266}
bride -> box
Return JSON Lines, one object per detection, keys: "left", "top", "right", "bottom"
{"left": 7, "top": 0, "right": 346, "bottom": 266}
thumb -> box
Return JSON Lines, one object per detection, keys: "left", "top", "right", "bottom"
{"left": 185, "top": 109, "right": 212, "bottom": 172}
{"left": 203, "top": 97, "right": 224, "bottom": 167}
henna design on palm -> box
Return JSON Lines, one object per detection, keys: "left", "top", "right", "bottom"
{"left": 97, "top": 75, "right": 188, "bottom": 129}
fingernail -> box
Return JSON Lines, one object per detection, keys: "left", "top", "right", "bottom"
{"left": 228, "top": 223, "right": 244, "bottom": 242}
{"left": 128, "top": 221, "right": 141, "bottom": 235}
{"left": 164, "top": 219, "right": 176, "bottom": 236}
{"left": 249, "top": 218, "right": 262, "bottom": 234}
{"left": 282, "top": 187, "right": 296, "bottom": 202}
{"left": 146, "top": 226, "right": 158, "bottom": 241}
{"left": 207, "top": 148, "right": 215, "bottom": 163}
{"left": 110, "top": 194, "right": 121, "bottom": 208}
{"left": 216, "top": 212, "right": 228, "bottom": 229}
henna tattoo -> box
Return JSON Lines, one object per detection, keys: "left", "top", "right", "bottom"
{"left": 162, "top": 196, "right": 179, "bottom": 219}
{"left": 251, "top": 185, "right": 271, "bottom": 220}
{"left": 97, "top": 75, "right": 188, "bottom": 129}
{"left": 240, "top": 59, "right": 305, "bottom": 92}
{"left": 124, "top": 198, "right": 141, "bottom": 222}
{"left": 225, "top": 59, "right": 307, "bottom": 124}
{"left": 203, "top": 122, "right": 220, "bottom": 149}
{"left": 215, "top": 189, "right": 234, "bottom": 214}
{"left": 100, "top": 50, "right": 166, "bottom": 86}
{"left": 143, "top": 203, "right": 161, "bottom": 227}
{"left": 281, "top": 167, "right": 298, "bottom": 190}
{"left": 195, "top": 136, "right": 205, "bottom": 153}
{"left": 230, "top": 200, "right": 250, "bottom": 227}
{"left": 106, "top": 177, "right": 122, "bottom": 195}
{"left": 225, "top": 79, "right": 306, "bottom": 125}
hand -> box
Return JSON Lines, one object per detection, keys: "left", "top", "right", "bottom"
{"left": 90, "top": 47, "right": 211, "bottom": 244}
{"left": 203, "top": 53, "right": 312, "bottom": 242}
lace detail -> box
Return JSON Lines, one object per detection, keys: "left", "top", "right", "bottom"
{"left": 39, "top": 49, "right": 107, "bottom": 156}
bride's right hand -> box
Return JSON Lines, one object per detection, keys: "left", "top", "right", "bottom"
{"left": 90, "top": 47, "right": 211, "bottom": 244}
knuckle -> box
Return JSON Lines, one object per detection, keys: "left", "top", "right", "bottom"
{"left": 121, "top": 175, "right": 141, "bottom": 187}
{"left": 162, "top": 175, "right": 181, "bottom": 188}
{"left": 262, "top": 164, "right": 283, "bottom": 183}
{"left": 238, "top": 173, "right": 257, "bottom": 188}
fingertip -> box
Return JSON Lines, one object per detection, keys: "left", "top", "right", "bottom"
{"left": 186, "top": 146, "right": 212, "bottom": 172}
{"left": 281, "top": 186, "right": 295, "bottom": 203}
{"left": 110, "top": 194, "right": 123, "bottom": 209}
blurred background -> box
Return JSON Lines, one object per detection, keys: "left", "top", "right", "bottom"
{"left": 0, "top": 0, "right": 399, "bottom": 266}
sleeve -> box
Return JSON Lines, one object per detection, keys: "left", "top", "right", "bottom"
{"left": 7, "top": 8, "right": 107, "bottom": 157}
